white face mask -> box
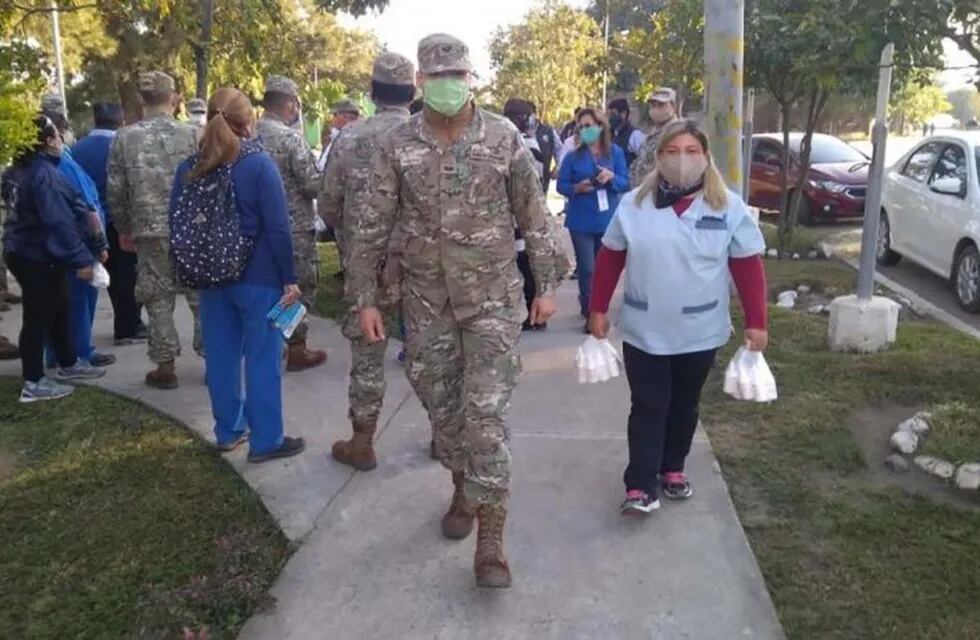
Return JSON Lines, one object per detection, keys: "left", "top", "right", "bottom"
{"left": 659, "top": 153, "right": 709, "bottom": 189}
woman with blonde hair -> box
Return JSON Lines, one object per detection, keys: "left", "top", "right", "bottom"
{"left": 170, "top": 87, "right": 305, "bottom": 463}
{"left": 587, "top": 119, "right": 768, "bottom": 514}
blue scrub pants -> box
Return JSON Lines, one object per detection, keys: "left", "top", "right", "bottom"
{"left": 569, "top": 230, "right": 604, "bottom": 317}
{"left": 45, "top": 271, "right": 98, "bottom": 366}
{"left": 199, "top": 283, "right": 285, "bottom": 455}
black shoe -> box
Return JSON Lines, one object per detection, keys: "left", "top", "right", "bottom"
{"left": 522, "top": 319, "right": 534, "bottom": 331}
{"left": 247, "top": 436, "right": 306, "bottom": 463}
{"left": 532, "top": 322, "right": 547, "bottom": 331}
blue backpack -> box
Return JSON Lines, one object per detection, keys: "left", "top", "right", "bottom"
{"left": 170, "top": 140, "right": 261, "bottom": 289}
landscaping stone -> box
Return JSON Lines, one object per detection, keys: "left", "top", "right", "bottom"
{"left": 913, "top": 455, "right": 955, "bottom": 481}
{"left": 884, "top": 454, "right": 910, "bottom": 474}
{"left": 897, "top": 415, "right": 930, "bottom": 436}
{"left": 889, "top": 430, "right": 919, "bottom": 455}
{"left": 766, "top": 248, "right": 779, "bottom": 259}
{"left": 954, "top": 463, "right": 980, "bottom": 491}
{"left": 776, "top": 291, "right": 798, "bottom": 309}
{"left": 796, "top": 284, "right": 812, "bottom": 295}
{"left": 792, "top": 253, "right": 801, "bottom": 260}
{"left": 807, "top": 304, "right": 826, "bottom": 315}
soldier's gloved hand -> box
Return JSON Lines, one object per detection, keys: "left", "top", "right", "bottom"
{"left": 280, "top": 284, "right": 301, "bottom": 307}
{"left": 359, "top": 306, "right": 386, "bottom": 343}
{"left": 529, "top": 295, "right": 557, "bottom": 326}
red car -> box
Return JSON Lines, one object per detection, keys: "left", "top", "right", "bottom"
{"left": 749, "top": 133, "right": 869, "bottom": 223}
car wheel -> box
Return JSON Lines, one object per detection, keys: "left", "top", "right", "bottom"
{"left": 953, "top": 243, "right": 980, "bottom": 313}
{"left": 876, "top": 211, "right": 902, "bottom": 266}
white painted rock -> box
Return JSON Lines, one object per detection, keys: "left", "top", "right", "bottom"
{"left": 797, "top": 284, "right": 812, "bottom": 295}
{"left": 914, "top": 455, "right": 955, "bottom": 480}
{"left": 897, "top": 415, "right": 930, "bottom": 436}
{"left": 792, "top": 253, "right": 801, "bottom": 260}
{"left": 890, "top": 430, "right": 919, "bottom": 454}
{"left": 776, "top": 291, "right": 798, "bottom": 309}
{"left": 807, "top": 304, "right": 826, "bottom": 315}
{"left": 954, "top": 463, "right": 980, "bottom": 491}
{"left": 766, "top": 248, "right": 779, "bottom": 259}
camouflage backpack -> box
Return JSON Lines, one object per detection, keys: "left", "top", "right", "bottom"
{"left": 170, "top": 139, "right": 261, "bottom": 289}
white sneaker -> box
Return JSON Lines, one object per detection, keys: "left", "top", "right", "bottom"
{"left": 20, "top": 377, "right": 75, "bottom": 403}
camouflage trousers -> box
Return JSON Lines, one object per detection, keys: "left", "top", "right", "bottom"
{"left": 289, "top": 230, "right": 319, "bottom": 346}
{"left": 403, "top": 295, "right": 522, "bottom": 507}
{"left": 334, "top": 227, "right": 348, "bottom": 272}
{"left": 134, "top": 238, "right": 202, "bottom": 364}
{"left": 342, "top": 307, "right": 390, "bottom": 427}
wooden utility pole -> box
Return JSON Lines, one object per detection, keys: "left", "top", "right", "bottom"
{"left": 704, "top": 0, "right": 745, "bottom": 194}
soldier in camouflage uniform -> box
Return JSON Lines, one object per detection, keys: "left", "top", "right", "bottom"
{"left": 319, "top": 52, "right": 420, "bottom": 471}
{"left": 186, "top": 97, "right": 207, "bottom": 129}
{"left": 349, "top": 34, "right": 566, "bottom": 589}
{"left": 629, "top": 87, "right": 680, "bottom": 186}
{"left": 255, "top": 75, "right": 328, "bottom": 372}
{"left": 107, "top": 71, "right": 202, "bottom": 389}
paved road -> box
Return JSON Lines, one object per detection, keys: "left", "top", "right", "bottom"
{"left": 818, "top": 223, "right": 980, "bottom": 333}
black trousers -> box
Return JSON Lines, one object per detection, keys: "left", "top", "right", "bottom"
{"left": 3, "top": 252, "right": 75, "bottom": 382}
{"left": 105, "top": 224, "right": 141, "bottom": 339}
{"left": 516, "top": 250, "right": 536, "bottom": 313}
{"left": 622, "top": 342, "right": 717, "bottom": 494}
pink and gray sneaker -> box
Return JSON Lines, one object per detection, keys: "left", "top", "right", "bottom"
{"left": 620, "top": 489, "right": 661, "bottom": 515}
{"left": 661, "top": 472, "right": 694, "bottom": 500}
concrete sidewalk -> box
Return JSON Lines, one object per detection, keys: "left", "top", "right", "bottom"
{"left": 0, "top": 282, "right": 785, "bottom": 640}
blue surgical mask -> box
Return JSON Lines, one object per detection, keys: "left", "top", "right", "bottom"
{"left": 579, "top": 125, "right": 602, "bottom": 145}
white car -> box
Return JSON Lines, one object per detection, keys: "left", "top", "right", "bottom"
{"left": 878, "top": 132, "right": 980, "bottom": 312}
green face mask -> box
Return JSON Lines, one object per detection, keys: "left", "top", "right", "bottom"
{"left": 423, "top": 77, "right": 470, "bottom": 116}
{"left": 579, "top": 125, "right": 602, "bottom": 145}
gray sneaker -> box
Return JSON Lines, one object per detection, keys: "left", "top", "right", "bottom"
{"left": 54, "top": 359, "right": 106, "bottom": 381}
{"left": 20, "top": 377, "right": 75, "bottom": 403}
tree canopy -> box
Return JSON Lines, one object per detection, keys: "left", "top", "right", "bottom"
{"left": 488, "top": 0, "right": 605, "bottom": 125}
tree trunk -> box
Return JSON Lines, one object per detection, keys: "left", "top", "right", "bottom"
{"left": 783, "top": 88, "right": 829, "bottom": 243}
{"left": 194, "top": 0, "right": 214, "bottom": 100}
{"left": 776, "top": 100, "right": 792, "bottom": 246}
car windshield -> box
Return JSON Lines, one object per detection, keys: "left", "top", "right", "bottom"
{"left": 788, "top": 136, "right": 867, "bottom": 164}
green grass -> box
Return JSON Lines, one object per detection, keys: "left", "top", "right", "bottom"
{"left": 314, "top": 242, "right": 346, "bottom": 322}
{"left": 315, "top": 241, "right": 401, "bottom": 338}
{"left": 704, "top": 259, "right": 980, "bottom": 639}
{"left": 920, "top": 402, "right": 980, "bottom": 465}
{"left": 760, "top": 220, "right": 826, "bottom": 256}
{"left": 0, "top": 380, "right": 290, "bottom": 639}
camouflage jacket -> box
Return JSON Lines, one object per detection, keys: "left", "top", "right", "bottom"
{"left": 629, "top": 118, "right": 680, "bottom": 186}
{"left": 107, "top": 112, "right": 197, "bottom": 239}
{"left": 347, "top": 106, "right": 567, "bottom": 321}
{"left": 255, "top": 114, "right": 320, "bottom": 233}
{"left": 319, "top": 105, "right": 411, "bottom": 255}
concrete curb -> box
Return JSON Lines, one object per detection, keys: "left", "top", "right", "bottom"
{"left": 841, "top": 257, "right": 980, "bottom": 341}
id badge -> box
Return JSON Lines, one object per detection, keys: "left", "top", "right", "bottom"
{"left": 596, "top": 188, "right": 610, "bottom": 212}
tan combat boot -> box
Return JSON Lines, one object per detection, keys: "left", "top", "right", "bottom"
{"left": 145, "top": 360, "right": 178, "bottom": 390}
{"left": 331, "top": 421, "right": 378, "bottom": 471}
{"left": 286, "top": 340, "right": 327, "bottom": 372}
{"left": 441, "top": 471, "right": 475, "bottom": 540}
{"left": 474, "top": 504, "right": 512, "bottom": 588}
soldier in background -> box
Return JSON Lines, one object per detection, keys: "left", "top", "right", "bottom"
{"left": 349, "top": 33, "right": 565, "bottom": 588}
{"left": 107, "top": 71, "right": 202, "bottom": 389}
{"left": 255, "top": 75, "right": 327, "bottom": 371}
{"left": 629, "top": 87, "right": 680, "bottom": 185}
{"left": 320, "top": 52, "right": 419, "bottom": 471}
{"left": 41, "top": 93, "right": 76, "bottom": 146}
{"left": 186, "top": 98, "right": 207, "bottom": 128}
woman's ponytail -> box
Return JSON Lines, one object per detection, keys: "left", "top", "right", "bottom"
{"left": 188, "top": 87, "right": 254, "bottom": 179}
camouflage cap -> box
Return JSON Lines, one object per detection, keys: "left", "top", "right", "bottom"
{"left": 138, "top": 71, "right": 175, "bottom": 93}
{"left": 417, "top": 33, "right": 472, "bottom": 75}
{"left": 186, "top": 98, "right": 207, "bottom": 114}
{"left": 265, "top": 74, "right": 299, "bottom": 99}
{"left": 372, "top": 52, "right": 415, "bottom": 86}
{"left": 41, "top": 93, "right": 66, "bottom": 116}
{"left": 648, "top": 87, "right": 677, "bottom": 104}
{"left": 331, "top": 98, "right": 361, "bottom": 115}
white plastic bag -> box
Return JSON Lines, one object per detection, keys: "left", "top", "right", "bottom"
{"left": 91, "top": 262, "right": 111, "bottom": 289}
{"left": 575, "top": 336, "right": 622, "bottom": 384}
{"left": 313, "top": 214, "right": 327, "bottom": 235}
{"left": 723, "top": 347, "right": 777, "bottom": 402}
